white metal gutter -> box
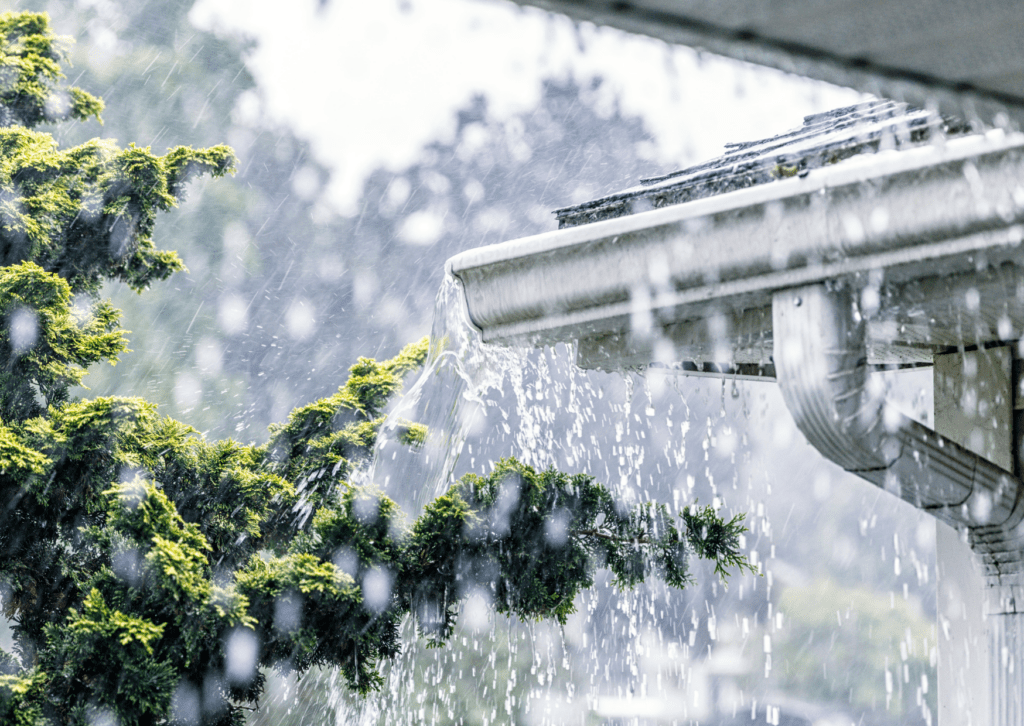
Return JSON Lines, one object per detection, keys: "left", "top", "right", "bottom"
{"left": 449, "top": 131, "right": 1024, "bottom": 367}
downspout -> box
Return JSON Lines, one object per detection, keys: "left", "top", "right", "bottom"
{"left": 772, "top": 281, "right": 1024, "bottom": 723}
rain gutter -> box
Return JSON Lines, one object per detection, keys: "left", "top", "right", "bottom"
{"left": 446, "top": 129, "right": 1024, "bottom": 598}
{"left": 449, "top": 131, "right": 1024, "bottom": 359}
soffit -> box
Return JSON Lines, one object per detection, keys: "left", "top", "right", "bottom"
{"left": 511, "top": 0, "right": 1024, "bottom": 128}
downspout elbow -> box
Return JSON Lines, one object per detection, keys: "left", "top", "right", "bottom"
{"left": 772, "top": 282, "right": 1024, "bottom": 594}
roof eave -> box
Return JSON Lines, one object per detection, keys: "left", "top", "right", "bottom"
{"left": 448, "top": 131, "right": 1024, "bottom": 371}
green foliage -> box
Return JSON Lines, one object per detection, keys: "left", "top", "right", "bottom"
{"left": 772, "top": 580, "right": 936, "bottom": 719}
{"left": 0, "top": 12, "right": 754, "bottom": 726}
{"left": 109, "top": 480, "right": 213, "bottom": 604}
{"left": 235, "top": 552, "right": 389, "bottom": 694}
{"left": 0, "top": 13, "right": 237, "bottom": 296}
{"left": 0, "top": 670, "right": 46, "bottom": 726}
{"left": 396, "top": 421, "right": 427, "bottom": 448}
{"left": 0, "top": 262, "right": 126, "bottom": 419}
{"left": 0, "top": 302, "right": 752, "bottom": 724}
{"left": 0, "top": 647, "right": 18, "bottom": 674}
{"left": 263, "top": 337, "right": 430, "bottom": 506}
{"left": 42, "top": 586, "right": 179, "bottom": 724}
{"left": 0, "top": 12, "right": 103, "bottom": 128}
{"left": 70, "top": 588, "right": 165, "bottom": 655}
{"left": 339, "top": 338, "right": 431, "bottom": 419}
{"left": 407, "top": 459, "right": 748, "bottom": 644}
{"left": 682, "top": 503, "right": 754, "bottom": 580}
{"left": 0, "top": 125, "right": 234, "bottom": 295}
{"left": 0, "top": 418, "right": 48, "bottom": 476}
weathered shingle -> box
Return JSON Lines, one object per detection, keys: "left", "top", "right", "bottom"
{"left": 554, "top": 100, "right": 971, "bottom": 228}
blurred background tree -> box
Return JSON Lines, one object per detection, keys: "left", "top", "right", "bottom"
{"left": 27, "top": 0, "right": 662, "bottom": 443}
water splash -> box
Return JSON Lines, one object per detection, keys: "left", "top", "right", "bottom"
{"left": 367, "top": 272, "right": 523, "bottom": 515}
{"left": 250, "top": 275, "right": 938, "bottom": 726}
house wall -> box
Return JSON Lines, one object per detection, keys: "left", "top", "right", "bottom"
{"left": 934, "top": 346, "right": 1012, "bottom": 726}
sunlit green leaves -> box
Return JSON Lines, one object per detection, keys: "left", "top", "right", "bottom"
{"left": 0, "top": 670, "right": 46, "bottom": 726}
{"left": 264, "top": 337, "right": 429, "bottom": 500}
{"left": 107, "top": 481, "right": 212, "bottom": 604}
{"left": 0, "top": 11, "right": 103, "bottom": 128}
{"left": 0, "top": 128, "right": 234, "bottom": 294}
{"left": 0, "top": 262, "right": 126, "bottom": 420}
{"left": 0, "top": 419, "right": 48, "bottom": 476}
{"left": 68, "top": 588, "right": 165, "bottom": 655}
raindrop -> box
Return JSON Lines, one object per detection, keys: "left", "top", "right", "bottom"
{"left": 332, "top": 547, "right": 358, "bottom": 578}
{"left": 224, "top": 628, "right": 258, "bottom": 685}
{"left": 869, "top": 205, "right": 890, "bottom": 234}
{"left": 362, "top": 566, "right": 393, "bottom": 613}
{"left": 86, "top": 707, "right": 118, "bottom": 726}
{"left": 174, "top": 372, "right": 202, "bottom": 410}
{"left": 111, "top": 547, "right": 142, "bottom": 586}
{"left": 171, "top": 681, "right": 201, "bottom": 725}
{"left": 274, "top": 593, "right": 302, "bottom": 633}
{"left": 462, "top": 589, "right": 491, "bottom": 633}
{"left": 9, "top": 307, "right": 37, "bottom": 353}
{"left": 998, "top": 315, "right": 1013, "bottom": 340}
{"left": 291, "top": 165, "right": 321, "bottom": 200}
{"left": 217, "top": 292, "right": 248, "bottom": 334}
{"left": 861, "top": 284, "right": 881, "bottom": 318}
{"left": 195, "top": 337, "right": 223, "bottom": 376}
{"left": 398, "top": 209, "right": 446, "bottom": 246}
{"left": 285, "top": 297, "right": 317, "bottom": 340}
{"left": 544, "top": 508, "right": 570, "bottom": 547}
{"left": 964, "top": 287, "right": 981, "bottom": 311}
{"left": 970, "top": 490, "right": 993, "bottom": 523}
{"left": 222, "top": 221, "right": 250, "bottom": 254}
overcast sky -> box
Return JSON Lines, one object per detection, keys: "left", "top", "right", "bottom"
{"left": 190, "top": 0, "right": 862, "bottom": 214}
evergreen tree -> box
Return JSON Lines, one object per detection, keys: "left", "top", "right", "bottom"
{"left": 0, "top": 13, "right": 752, "bottom": 725}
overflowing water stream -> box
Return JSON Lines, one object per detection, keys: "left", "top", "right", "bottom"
{"left": 250, "top": 273, "right": 939, "bottom": 726}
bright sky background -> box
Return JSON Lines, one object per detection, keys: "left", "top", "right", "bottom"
{"left": 190, "top": 0, "right": 862, "bottom": 215}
